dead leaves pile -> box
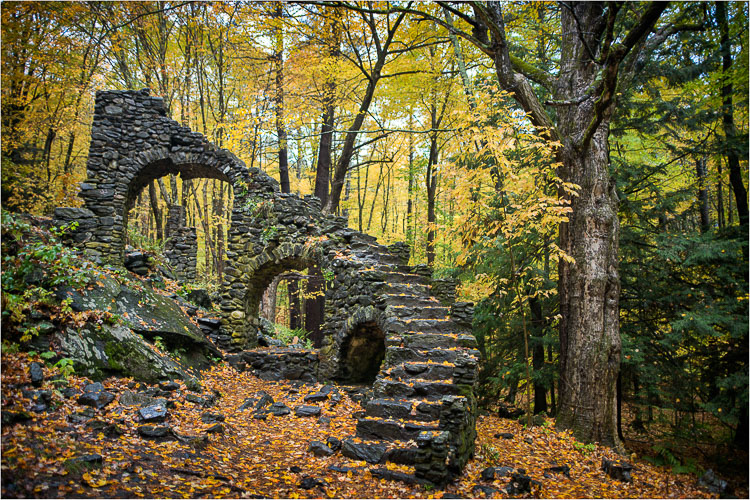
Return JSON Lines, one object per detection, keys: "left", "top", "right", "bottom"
{"left": 1, "top": 352, "right": 726, "bottom": 498}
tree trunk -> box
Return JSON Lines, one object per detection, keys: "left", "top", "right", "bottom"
{"left": 313, "top": 8, "right": 340, "bottom": 208}
{"left": 324, "top": 10, "right": 407, "bottom": 213}
{"left": 696, "top": 157, "right": 710, "bottom": 233}
{"left": 406, "top": 113, "right": 415, "bottom": 253}
{"left": 530, "top": 296, "right": 547, "bottom": 415}
{"left": 148, "top": 180, "right": 163, "bottom": 241}
{"left": 556, "top": 134, "right": 621, "bottom": 449}
{"left": 213, "top": 180, "right": 225, "bottom": 278}
{"left": 288, "top": 279, "right": 302, "bottom": 331}
{"left": 366, "top": 163, "right": 384, "bottom": 232}
{"left": 717, "top": 159, "right": 725, "bottom": 229}
{"left": 274, "top": 2, "right": 290, "bottom": 194}
{"left": 202, "top": 180, "right": 210, "bottom": 272}
{"left": 549, "top": 344, "right": 557, "bottom": 415}
{"left": 426, "top": 132, "right": 438, "bottom": 268}
{"left": 261, "top": 275, "right": 281, "bottom": 322}
{"left": 717, "top": 1, "right": 748, "bottom": 227}
{"left": 505, "top": 376, "right": 518, "bottom": 405}
{"left": 305, "top": 263, "right": 325, "bottom": 348}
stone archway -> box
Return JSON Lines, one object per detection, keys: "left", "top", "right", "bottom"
{"left": 219, "top": 241, "right": 329, "bottom": 351}
{"left": 61, "top": 89, "right": 277, "bottom": 267}
{"left": 338, "top": 320, "right": 386, "bottom": 384}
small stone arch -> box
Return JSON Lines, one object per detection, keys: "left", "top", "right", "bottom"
{"left": 223, "top": 242, "right": 327, "bottom": 349}
{"left": 335, "top": 306, "right": 387, "bottom": 384}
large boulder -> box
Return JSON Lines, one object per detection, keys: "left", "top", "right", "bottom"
{"left": 55, "top": 273, "right": 221, "bottom": 370}
{"left": 56, "top": 323, "right": 200, "bottom": 388}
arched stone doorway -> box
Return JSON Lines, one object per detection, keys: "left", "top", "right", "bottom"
{"left": 122, "top": 164, "right": 234, "bottom": 281}
{"left": 226, "top": 242, "right": 328, "bottom": 350}
{"left": 69, "top": 88, "right": 276, "bottom": 267}
{"left": 338, "top": 320, "right": 386, "bottom": 384}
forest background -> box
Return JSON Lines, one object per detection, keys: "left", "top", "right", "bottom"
{"left": 1, "top": 0, "right": 748, "bottom": 474}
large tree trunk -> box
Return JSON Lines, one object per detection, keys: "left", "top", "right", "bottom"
{"left": 556, "top": 129, "right": 621, "bottom": 449}
{"left": 551, "top": 5, "right": 621, "bottom": 448}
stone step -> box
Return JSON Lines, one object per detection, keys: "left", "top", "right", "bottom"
{"left": 357, "top": 417, "right": 439, "bottom": 442}
{"left": 352, "top": 243, "right": 402, "bottom": 265}
{"left": 382, "top": 294, "right": 441, "bottom": 308}
{"left": 385, "top": 346, "right": 461, "bottom": 364}
{"left": 378, "top": 254, "right": 405, "bottom": 266}
{"left": 401, "top": 332, "right": 477, "bottom": 349}
{"left": 373, "top": 378, "right": 467, "bottom": 400}
{"left": 384, "top": 283, "right": 431, "bottom": 296}
{"left": 377, "top": 263, "right": 421, "bottom": 275}
{"left": 386, "top": 362, "right": 455, "bottom": 381}
{"left": 365, "top": 398, "right": 442, "bottom": 422}
{"left": 386, "top": 305, "right": 450, "bottom": 320}
{"left": 385, "top": 318, "right": 457, "bottom": 335}
{"left": 379, "top": 270, "right": 430, "bottom": 285}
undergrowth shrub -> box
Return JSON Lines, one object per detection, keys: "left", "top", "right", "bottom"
{"left": 1, "top": 210, "right": 95, "bottom": 342}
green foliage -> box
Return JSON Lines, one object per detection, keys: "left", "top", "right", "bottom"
{"left": 643, "top": 444, "right": 701, "bottom": 475}
{"left": 152, "top": 336, "right": 167, "bottom": 352}
{"left": 322, "top": 267, "right": 334, "bottom": 283}
{"left": 1, "top": 341, "right": 20, "bottom": 354}
{"left": 39, "top": 350, "right": 56, "bottom": 361}
{"left": 54, "top": 358, "right": 75, "bottom": 378}
{"left": 1, "top": 210, "right": 99, "bottom": 342}
{"left": 572, "top": 441, "right": 596, "bottom": 456}
{"left": 620, "top": 210, "right": 748, "bottom": 443}
{"left": 261, "top": 225, "right": 278, "bottom": 244}
{"left": 272, "top": 323, "right": 312, "bottom": 349}
{"left": 2, "top": 211, "right": 91, "bottom": 290}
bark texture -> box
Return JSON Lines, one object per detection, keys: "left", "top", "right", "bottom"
{"left": 553, "top": 3, "right": 624, "bottom": 449}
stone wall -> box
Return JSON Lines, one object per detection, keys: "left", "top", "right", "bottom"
{"left": 164, "top": 205, "right": 197, "bottom": 282}
{"left": 431, "top": 277, "right": 458, "bottom": 306}
{"left": 226, "top": 349, "right": 319, "bottom": 382}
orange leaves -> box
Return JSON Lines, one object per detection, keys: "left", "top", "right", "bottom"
{"left": 1, "top": 351, "right": 727, "bottom": 499}
{"left": 81, "top": 471, "right": 108, "bottom": 488}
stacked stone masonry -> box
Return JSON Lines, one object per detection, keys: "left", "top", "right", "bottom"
{"left": 164, "top": 205, "right": 197, "bottom": 282}
{"left": 54, "top": 89, "right": 478, "bottom": 486}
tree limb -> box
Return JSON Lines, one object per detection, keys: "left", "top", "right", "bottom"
{"left": 509, "top": 54, "right": 555, "bottom": 91}
{"left": 580, "top": 2, "right": 668, "bottom": 152}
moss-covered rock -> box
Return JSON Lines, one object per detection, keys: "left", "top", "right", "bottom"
{"left": 55, "top": 273, "right": 220, "bottom": 370}
{"left": 56, "top": 324, "right": 200, "bottom": 388}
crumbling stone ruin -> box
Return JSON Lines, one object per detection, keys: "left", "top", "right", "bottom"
{"left": 164, "top": 204, "right": 197, "bottom": 282}
{"left": 54, "top": 89, "right": 479, "bottom": 485}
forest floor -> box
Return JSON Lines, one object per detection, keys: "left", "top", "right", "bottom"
{"left": 3, "top": 351, "right": 745, "bottom": 499}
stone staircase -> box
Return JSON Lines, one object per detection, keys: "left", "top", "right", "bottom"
{"left": 341, "top": 241, "right": 479, "bottom": 485}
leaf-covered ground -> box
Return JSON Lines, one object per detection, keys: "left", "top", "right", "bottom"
{"left": 2, "top": 351, "right": 734, "bottom": 499}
